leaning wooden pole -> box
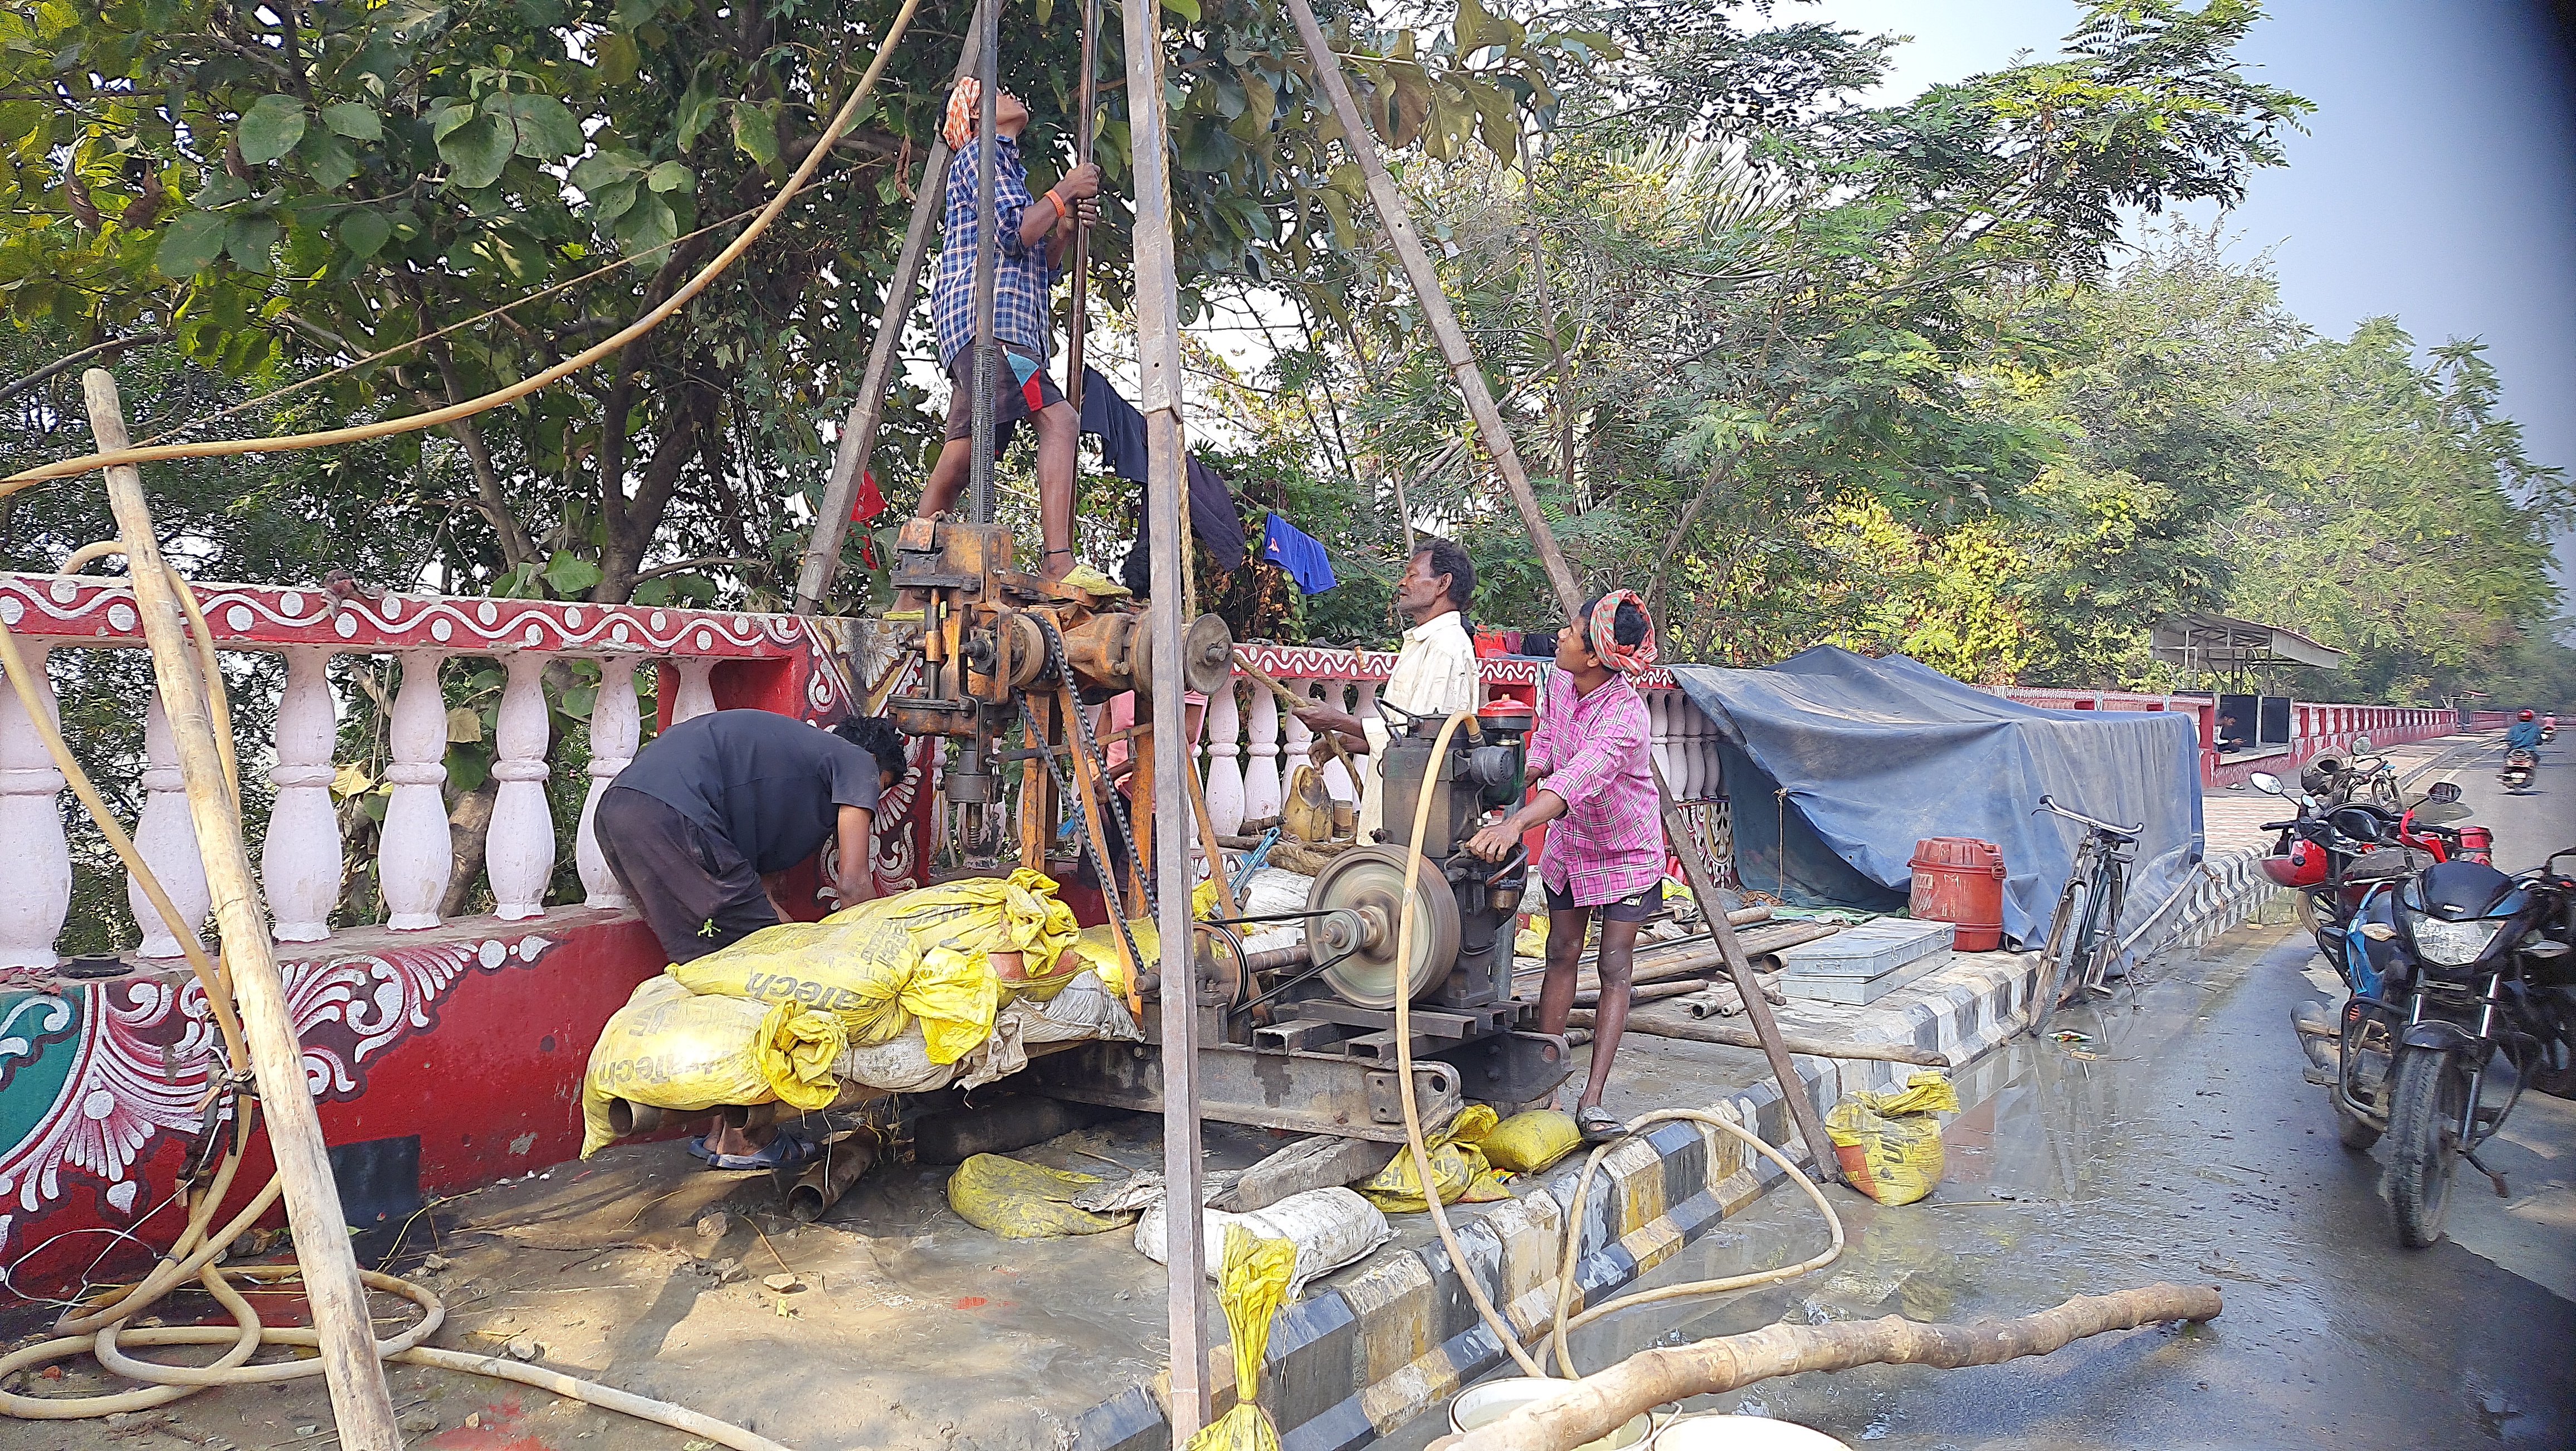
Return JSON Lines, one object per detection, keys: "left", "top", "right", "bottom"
{"left": 1454, "top": 1283, "right": 2224, "bottom": 1451}
{"left": 1281, "top": 0, "right": 1584, "bottom": 620}
{"left": 794, "top": 6, "right": 992, "bottom": 614}
{"left": 83, "top": 369, "right": 403, "bottom": 1447}
{"left": 1117, "top": 0, "right": 1212, "bottom": 1435}
{"left": 1652, "top": 759, "right": 1841, "bottom": 1187}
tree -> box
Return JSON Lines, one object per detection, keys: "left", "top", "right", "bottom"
{"left": 2, "top": 0, "right": 1587, "bottom": 611}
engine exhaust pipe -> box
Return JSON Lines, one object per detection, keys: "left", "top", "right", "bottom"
{"left": 786, "top": 1128, "right": 883, "bottom": 1221}
{"left": 606, "top": 1098, "right": 665, "bottom": 1136}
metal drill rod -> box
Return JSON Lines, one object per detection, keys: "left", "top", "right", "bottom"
{"left": 967, "top": 0, "right": 1002, "bottom": 527}
{"left": 1066, "top": 0, "right": 1100, "bottom": 412}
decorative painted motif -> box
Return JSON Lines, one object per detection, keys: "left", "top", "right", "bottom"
{"left": 0, "top": 933, "right": 559, "bottom": 1257}
{"left": 1233, "top": 642, "right": 1676, "bottom": 692}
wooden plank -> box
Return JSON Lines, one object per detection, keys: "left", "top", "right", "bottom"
{"left": 86, "top": 369, "right": 403, "bottom": 1448}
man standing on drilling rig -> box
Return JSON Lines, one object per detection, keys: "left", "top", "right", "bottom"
{"left": 898, "top": 77, "right": 1102, "bottom": 602}
{"left": 1295, "top": 540, "right": 1482, "bottom": 843}
{"left": 1466, "top": 591, "right": 1662, "bottom": 1142}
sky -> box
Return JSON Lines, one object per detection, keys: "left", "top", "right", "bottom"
{"left": 1789, "top": 0, "right": 2576, "bottom": 581}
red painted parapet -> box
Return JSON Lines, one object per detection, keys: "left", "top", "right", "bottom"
{"left": 1987, "top": 682, "right": 2458, "bottom": 787}
{"left": 0, "top": 573, "right": 950, "bottom": 1304}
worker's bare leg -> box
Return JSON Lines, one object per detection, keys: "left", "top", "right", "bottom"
{"left": 892, "top": 439, "right": 978, "bottom": 615}
{"left": 1536, "top": 906, "right": 1593, "bottom": 1106}
{"left": 701, "top": 1118, "right": 775, "bottom": 1160}
{"left": 1033, "top": 398, "right": 1079, "bottom": 578}
{"left": 1578, "top": 917, "right": 1643, "bottom": 1113}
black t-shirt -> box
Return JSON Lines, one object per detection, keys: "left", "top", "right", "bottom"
{"left": 612, "top": 709, "right": 883, "bottom": 874}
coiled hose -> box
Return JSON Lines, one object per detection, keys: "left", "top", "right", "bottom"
{"left": 1387, "top": 712, "right": 1847, "bottom": 1384}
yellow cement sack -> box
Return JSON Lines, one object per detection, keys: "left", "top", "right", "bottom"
{"left": 826, "top": 869, "right": 1083, "bottom": 999}
{"left": 1183, "top": 1225, "right": 1297, "bottom": 1451}
{"left": 1358, "top": 1104, "right": 1511, "bottom": 1211}
{"left": 1480, "top": 1109, "right": 1582, "bottom": 1176}
{"left": 578, "top": 976, "right": 828, "bottom": 1158}
{"left": 1825, "top": 1072, "right": 1961, "bottom": 1206}
{"left": 672, "top": 916, "right": 999, "bottom": 1065}
{"left": 947, "top": 1153, "right": 1136, "bottom": 1239}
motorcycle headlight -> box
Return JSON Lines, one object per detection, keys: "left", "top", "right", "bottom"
{"left": 2408, "top": 911, "right": 2504, "bottom": 968}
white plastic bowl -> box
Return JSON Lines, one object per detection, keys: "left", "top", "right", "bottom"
{"left": 1447, "top": 1379, "right": 1654, "bottom": 1451}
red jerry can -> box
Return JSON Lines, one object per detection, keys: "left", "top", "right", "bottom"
{"left": 1909, "top": 837, "right": 2008, "bottom": 952}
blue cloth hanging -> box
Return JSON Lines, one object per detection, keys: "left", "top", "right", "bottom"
{"left": 1260, "top": 512, "right": 1336, "bottom": 595}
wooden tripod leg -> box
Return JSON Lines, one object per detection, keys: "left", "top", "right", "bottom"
{"left": 85, "top": 370, "right": 403, "bottom": 1444}
{"left": 1057, "top": 685, "right": 1145, "bottom": 1015}
{"left": 1651, "top": 760, "right": 1842, "bottom": 1186}
{"left": 1018, "top": 692, "right": 1058, "bottom": 871}
{"left": 1184, "top": 754, "right": 1236, "bottom": 914}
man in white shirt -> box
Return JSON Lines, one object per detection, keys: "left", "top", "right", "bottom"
{"left": 1297, "top": 540, "right": 1481, "bottom": 841}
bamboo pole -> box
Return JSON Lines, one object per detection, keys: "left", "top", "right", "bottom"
{"left": 1281, "top": 0, "right": 1583, "bottom": 620}
{"left": 794, "top": 11, "right": 991, "bottom": 613}
{"left": 83, "top": 369, "right": 402, "bottom": 1448}
{"left": 1117, "top": 0, "right": 1211, "bottom": 1432}
{"left": 1451, "top": 1283, "right": 2224, "bottom": 1451}
{"left": 1652, "top": 759, "right": 1841, "bottom": 1186}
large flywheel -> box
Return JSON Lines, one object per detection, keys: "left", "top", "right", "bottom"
{"left": 1305, "top": 845, "right": 1462, "bottom": 1007}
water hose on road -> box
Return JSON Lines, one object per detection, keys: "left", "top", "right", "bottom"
{"left": 1386, "top": 714, "right": 1846, "bottom": 1385}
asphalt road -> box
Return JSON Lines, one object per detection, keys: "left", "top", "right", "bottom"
{"left": 1510, "top": 741, "right": 2576, "bottom": 1450}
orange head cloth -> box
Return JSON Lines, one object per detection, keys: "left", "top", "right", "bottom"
{"left": 944, "top": 77, "right": 983, "bottom": 151}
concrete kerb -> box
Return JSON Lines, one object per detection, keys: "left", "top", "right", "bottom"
{"left": 1076, "top": 744, "right": 2523, "bottom": 1450}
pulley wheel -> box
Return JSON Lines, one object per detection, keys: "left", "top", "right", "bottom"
{"left": 1306, "top": 845, "right": 1461, "bottom": 1008}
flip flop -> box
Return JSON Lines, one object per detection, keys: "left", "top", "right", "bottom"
{"left": 1576, "top": 1106, "right": 1627, "bottom": 1144}
{"left": 697, "top": 1133, "right": 820, "bottom": 1174}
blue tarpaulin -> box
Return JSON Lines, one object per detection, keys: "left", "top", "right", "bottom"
{"left": 1670, "top": 647, "right": 2206, "bottom": 948}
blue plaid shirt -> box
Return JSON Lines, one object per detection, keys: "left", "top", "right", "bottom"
{"left": 932, "top": 136, "right": 1061, "bottom": 371}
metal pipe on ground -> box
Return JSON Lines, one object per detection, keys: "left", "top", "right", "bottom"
{"left": 1601, "top": 1001, "right": 1951, "bottom": 1067}
{"left": 786, "top": 1129, "right": 882, "bottom": 1221}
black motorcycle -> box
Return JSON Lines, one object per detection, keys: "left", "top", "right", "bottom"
{"left": 2331, "top": 853, "right": 2576, "bottom": 1246}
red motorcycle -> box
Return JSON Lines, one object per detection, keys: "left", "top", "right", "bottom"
{"left": 2252, "top": 772, "right": 2482, "bottom": 957}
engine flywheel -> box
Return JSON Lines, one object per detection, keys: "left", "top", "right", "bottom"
{"left": 1305, "top": 844, "right": 1462, "bottom": 1007}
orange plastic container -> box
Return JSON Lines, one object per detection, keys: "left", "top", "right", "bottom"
{"left": 1909, "top": 837, "right": 2008, "bottom": 952}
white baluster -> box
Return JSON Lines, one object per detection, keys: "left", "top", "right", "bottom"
{"left": 1679, "top": 696, "right": 1705, "bottom": 800}
{"left": 131, "top": 687, "right": 211, "bottom": 958}
{"left": 0, "top": 645, "right": 69, "bottom": 968}
{"left": 1281, "top": 683, "right": 1318, "bottom": 794}
{"left": 1315, "top": 683, "right": 1357, "bottom": 805}
{"left": 578, "top": 656, "right": 641, "bottom": 908}
{"left": 1206, "top": 679, "right": 1246, "bottom": 838}
{"left": 486, "top": 654, "right": 554, "bottom": 921}
{"left": 672, "top": 658, "right": 717, "bottom": 721}
{"left": 262, "top": 645, "right": 339, "bottom": 943}
{"left": 1647, "top": 692, "right": 1673, "bottom": 793}
{"left": 1694, "top": 699, "right": 1721, "bottom": 801}
{"left": 378, "top": 651, "right": 451, "bottom": 930}
{"left": 1242, "top": 680, "right": 1282, "bottom": 828}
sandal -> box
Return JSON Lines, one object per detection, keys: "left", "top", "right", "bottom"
{"left": 690, "top": 1133, "right": 819, "bottom": 1174}
{"left": 1576, "top": 1106, "right": 1627, "bottom": 1144}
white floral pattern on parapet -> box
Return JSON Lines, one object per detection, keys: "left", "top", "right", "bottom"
{"left": 0, "top": 933, "right": 560, "bottom": 1258}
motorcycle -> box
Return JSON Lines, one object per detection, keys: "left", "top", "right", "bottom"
{"left": 2501, "top": 748, "right": 2537, "bottom": 793}
{"left": 2252, "top": 772, "right": 2481, "bottom": 958}
{"left": 2329, "top": 852, "right": 2576, "bottom": 1246}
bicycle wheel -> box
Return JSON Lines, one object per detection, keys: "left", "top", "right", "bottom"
{"left": 2078, "top": 868, "right": 2128, "bottom": 997}
{"left": 2058, "top": 874, "right": 2112, "bottom": 1005}
{"left": 2027, "top": 855, "right": 2091, "bottom": 1035}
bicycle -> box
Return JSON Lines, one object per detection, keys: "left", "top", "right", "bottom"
{"left": 2026, "top": 794, "right": 2145, "bottom": 1036}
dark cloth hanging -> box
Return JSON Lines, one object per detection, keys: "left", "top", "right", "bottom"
{"left": 1078, "top": 367, "right": 1150, "bottom": 483}
{"left": 1120, "top": 457, "right": 1248, "bottom": 594}
{"left": 1077, "top": 368, "right": 1247, "bottom": 592}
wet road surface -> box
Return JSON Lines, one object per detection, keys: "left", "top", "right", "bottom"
{"left": 1450, "top": 747, "right": 2576, "bottom": 1449}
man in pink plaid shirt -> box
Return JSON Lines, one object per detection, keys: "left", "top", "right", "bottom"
{"left": 1467, "top": 590, "right": 1663, "bottom": 1141}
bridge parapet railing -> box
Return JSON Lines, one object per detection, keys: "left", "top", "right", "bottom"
{"left": 0, "top": 571, "right": 865, "bottom": 968}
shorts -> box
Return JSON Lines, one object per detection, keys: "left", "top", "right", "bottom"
{"left": 942, "top": 342, "right": 1063, "bottom": 447}
{"left": 1544, "top": 879, "right": 1663, "bottom": 923}
{"left": 594, "top": 787, "right": 780, "bottom": 965}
